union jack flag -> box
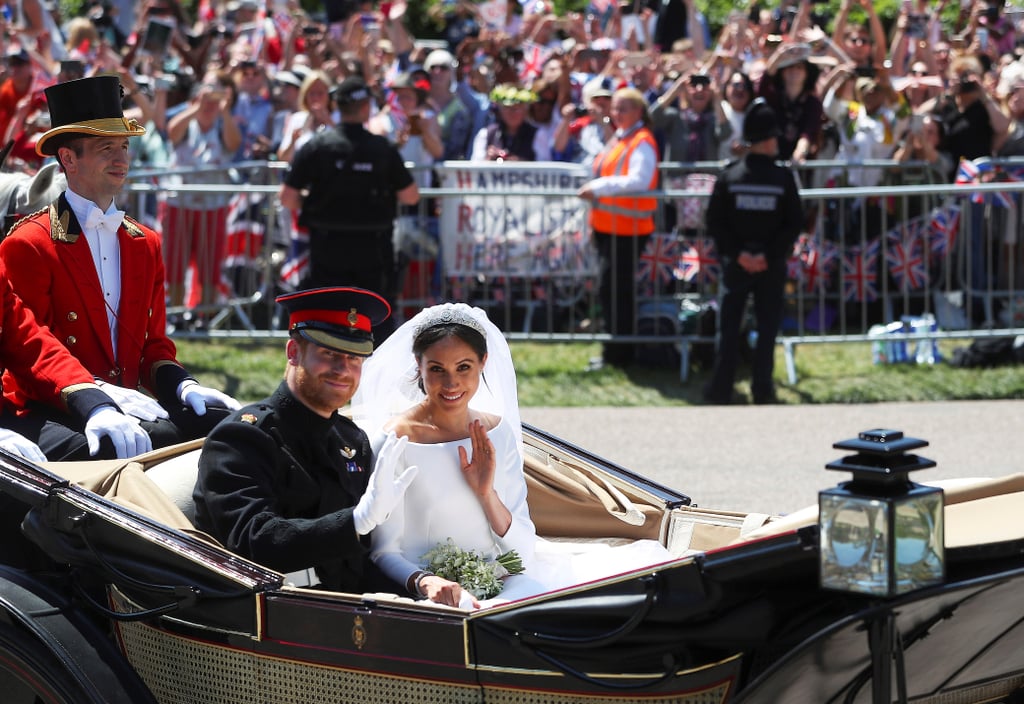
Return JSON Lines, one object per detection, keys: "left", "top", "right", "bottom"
{"left": 787, "top": 236, "right": 806, "bottom": 282}
{"left": 928, "top": 203, "right": 960, "bottom": 260}
{"left": 955, "top": 157, "right": 1015, "bottom": 209}
{"left": 676, "top": 237, "right": 720, "bottom": 286}
{"left": 636, "top": 233, "right": 680, "bottom": 286}
{"left": 385, "top": 89, "right": 408, "bottom": 133}
{"left": 225, "top": 192, "right": 266, "bottom": 268}
{"left": 518, "top": 41, "right": 552, "bottom": 83}
{"left": 842, "top": 239, "right": 880, "bottom": 302}
{"left": 272, "top": 10, "right": 296, "bottom": 40}
{"left": 885, "top": 229, "right": 928, "bottom": 291}
{"left": 278, "top": 211, "right": 309, "bottom": 292}
{"left": 800, "top": 237, "right": 839, "bottom": 293}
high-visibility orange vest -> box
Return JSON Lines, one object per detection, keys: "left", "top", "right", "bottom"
{"left": 590, "top": 126, "right": 659, "bottom": 236}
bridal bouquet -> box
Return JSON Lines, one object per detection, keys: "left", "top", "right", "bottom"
{"left": 422, "top": 539, "right": 524, "bottom": 599}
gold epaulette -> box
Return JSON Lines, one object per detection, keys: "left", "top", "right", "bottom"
{"left": 123, "top": 215, "right": 146, "bottom": 239}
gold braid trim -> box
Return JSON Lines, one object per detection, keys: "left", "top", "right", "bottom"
{"left": 60, "top": 382, "right": 101, "bottom": 408}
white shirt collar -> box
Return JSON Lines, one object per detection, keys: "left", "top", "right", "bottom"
{"left": 65, "top": 188, "right": 119, "bottom": 228}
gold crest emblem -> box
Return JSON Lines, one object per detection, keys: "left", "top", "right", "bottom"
{"left": 347, "top": 308, "right": 359, "bottom": 326}
{"left": 352, "top": 615, "right": 367, "bottom": 650}
{"left": 240, "top": 413, "right": 258, "bottom": 424}
{"left": 340, "top": 446, "right": 356, "bottom": 459}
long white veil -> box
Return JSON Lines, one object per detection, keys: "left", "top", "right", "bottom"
{"left": 351, "top": 303, "right": 523, "bottom": 458}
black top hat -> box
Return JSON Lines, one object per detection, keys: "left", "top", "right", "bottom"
{"left": 332, "top": 75, "right": 371, "bottom": 106}
{"left": 35, "top": 75, "right": 147, "bottom": 157}
{"left": 275, "top": 287, "right": 391, "bottom": 356}
{"left": 742, "top": 98, "right": 781, "bottom": 144}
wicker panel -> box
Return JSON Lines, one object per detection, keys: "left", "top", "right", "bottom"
{"left": 117, "top": 619, "right": 483, "bottom": 704}
{"left": 910, "top": 675, "right": 1024, "bottom": 703}
{"left": 480, "top": 681, "right": 730, "bottom": 704}
{"left": 117, "top": 620, "right": 259, "bottom": 703}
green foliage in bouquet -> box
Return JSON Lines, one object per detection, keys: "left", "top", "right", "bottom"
{"left": 422, "top": 539, "right": 524, "bottom": 599}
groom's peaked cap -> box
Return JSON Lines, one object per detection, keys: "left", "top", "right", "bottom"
{"left": 275, "top": 287, "right": 391, "bottom": 356}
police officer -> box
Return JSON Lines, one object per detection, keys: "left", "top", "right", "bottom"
{"left": 703, "top": 99, "right": 802, "bottom": 405}
{"left": 193, "top": 287, "right": 418, "bottom": 592}
{"left": 279, "top": 76, "right": 420, "bottom": 341}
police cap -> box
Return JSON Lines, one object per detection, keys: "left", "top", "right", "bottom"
{"left": 742, "top": 98, "right": 781, "bottom": 145}
{"left": 332, "top": 75, "right": 371, "bottom": 106}
{"left": 275, "top": 287, "right": 391, "bottom": 356}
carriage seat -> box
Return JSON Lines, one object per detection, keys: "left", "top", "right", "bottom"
{"left": 144, "top": 447, "right": 203, "bottom": 525}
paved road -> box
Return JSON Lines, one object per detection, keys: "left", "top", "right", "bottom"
{"left": 521, "top": 400, "right": 1024, "bottom": 516}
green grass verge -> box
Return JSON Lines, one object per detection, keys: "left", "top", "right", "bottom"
{"left": 173, "top": 338, "right": 1024, "bottom": 407}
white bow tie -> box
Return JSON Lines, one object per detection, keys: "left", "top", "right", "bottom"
{"left": 84, "top": 208, "right": 125, "bottom": 232}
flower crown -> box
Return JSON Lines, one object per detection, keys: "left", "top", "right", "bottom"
{"left": 413, "top": 304, "right": 487, "bottom": 340}
{"left": 490, "top": 84, "right": 537, "bottom": 105}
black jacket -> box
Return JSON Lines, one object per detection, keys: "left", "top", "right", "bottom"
{"left": 705, "top": 153, "right": 802, "bottom": 263}
{"left": 193, "top": 382, "right": 373, "bottom": 592}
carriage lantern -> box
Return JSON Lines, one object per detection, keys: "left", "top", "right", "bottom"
{"left": 819, "top": 429, "right": 945, "bottom": 597}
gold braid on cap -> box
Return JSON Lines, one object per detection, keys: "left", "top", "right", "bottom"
{"left": 413, "top": 304, "right": 486, "bottom": 340}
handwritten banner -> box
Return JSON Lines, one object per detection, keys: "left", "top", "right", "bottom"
{"left": 436, "top": 162, "right": 599, "bottom": 280}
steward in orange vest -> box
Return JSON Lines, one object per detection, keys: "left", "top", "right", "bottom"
{"left": 578, "top": 88, "right": 661, "bottom": 368}
{"left": 589, "top": 124, "right": 660, "bottom": 236}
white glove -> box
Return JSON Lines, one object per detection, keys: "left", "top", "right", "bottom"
{"left": 178, "top": 381, "right": 242, "bottom": 416}
{"left": 96, "top": 381, "right": 169, "bottom": 422}
{"left": 353, "top": 432, "right": 419, "bottom": 535}
{"left": 0, "top": 427, "right": 47, "bottom": 463}
{"left": 84, "top": 406, "right": 153, "bottom": 458}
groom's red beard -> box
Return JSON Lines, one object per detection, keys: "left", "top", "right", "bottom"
{"left": 292, "top": 366, "right": 359, "bottom": 415}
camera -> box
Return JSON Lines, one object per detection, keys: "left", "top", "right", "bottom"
{"left": 574, "top": 105, "right": 589, "bottom": 117}
{"left": 958, "top": 75, "right": 980, "bottom": 93}
{"left": 689, "top": 74, "right": 711, "bottom": 87}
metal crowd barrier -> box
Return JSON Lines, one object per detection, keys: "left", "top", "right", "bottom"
{"left": 123, "top": 158, "right": 1024, "bottom": 384}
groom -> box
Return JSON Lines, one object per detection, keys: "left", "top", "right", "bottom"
{"left": 193, "top": 287, "right": 418, "bottom": 592}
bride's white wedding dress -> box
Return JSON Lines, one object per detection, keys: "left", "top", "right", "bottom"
{"left": 368, "top": 421, "right": 673, "bottom": 608}
{"left": 356, "top": 303, "right": 672, "bottom": 609}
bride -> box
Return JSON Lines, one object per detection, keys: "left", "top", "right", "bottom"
{"left": 353, "top": 303, "right": 669, "bottom": 609}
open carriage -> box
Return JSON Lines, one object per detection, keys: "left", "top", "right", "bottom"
{"left": 1, "top": 423, "right": 1023, "bottom": 703}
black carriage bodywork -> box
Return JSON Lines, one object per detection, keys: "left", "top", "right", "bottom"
{"left": 0, "top": 426, "right": 1023, "bottom": 703}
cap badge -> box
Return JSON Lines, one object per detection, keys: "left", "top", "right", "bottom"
{"left": 348, "top": 308, "right": 359, "bottom": 326}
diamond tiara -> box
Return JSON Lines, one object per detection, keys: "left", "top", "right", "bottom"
{"left": 412, "top": 304, "right": 487, "bottom": 340}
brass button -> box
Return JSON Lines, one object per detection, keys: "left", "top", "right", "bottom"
{"left": 108, "top": 368, "right": 120, "bottom": 379}
{"left": 66, "top": 335, "right": 77, "bottom": 345}
{"left": 67, "top": 311, "right": 78, "bottom": 321}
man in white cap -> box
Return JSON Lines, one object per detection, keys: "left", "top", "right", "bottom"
{"left": 0, "top": 75, "right": 242, "bottom": 454}
{"left": 424, "top": 48, "right": 474, "bottom": 160}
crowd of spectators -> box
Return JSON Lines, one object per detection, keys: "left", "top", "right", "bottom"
{"left": 0, "top": 0, "right": 1023, "bottom": 312}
